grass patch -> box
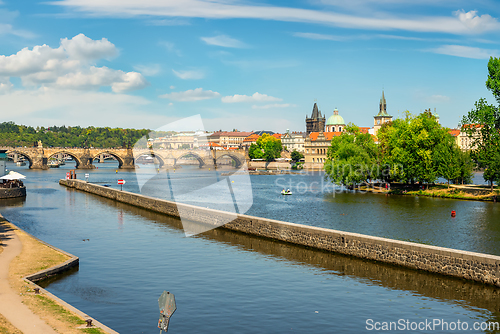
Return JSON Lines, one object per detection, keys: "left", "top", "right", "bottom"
{"left": 0, "top": 313, "right": 23, "bottom": 334}
{"left": 34, "top": 295, "right": 85, "bottom": 326}
{"left": 82, "top": 328, "right": 107, "bottom": 334}
{"left": 389, "top": 186, "right": 496, "bottom": 201}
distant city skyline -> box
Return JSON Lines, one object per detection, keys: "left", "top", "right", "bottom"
{"left": 0, "top": 0, "right": 499, "bottom": 132}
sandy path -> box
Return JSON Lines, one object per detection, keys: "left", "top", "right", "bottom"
{"left": 0, "top": 222, "right": 59, "bottom": 334}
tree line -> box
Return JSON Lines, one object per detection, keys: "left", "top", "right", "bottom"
{"left": 326, "top": 57, "right": 500, "bottom": 190}
{"left": 0, "top": 122, "right": 150, "bottom": 148}
{"left": 325, "top": 113, "right": 473, "bottom": 189}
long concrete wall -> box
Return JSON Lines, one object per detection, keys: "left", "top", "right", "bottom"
{"left": 59, "top": 179, "right": 500, "bottom": 287}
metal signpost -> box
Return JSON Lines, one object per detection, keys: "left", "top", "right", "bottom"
{"left": 158, "top": 291, "right": 176, "bottom": 333}
{"left": 117, "top": 179, "right": 125, "bottom": 191}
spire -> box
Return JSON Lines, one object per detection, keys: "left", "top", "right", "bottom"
{"left": 378, "top": 90, "right": 388, "bottom": 116}
{"left": 311, "top": 103, "right": 319, "bottom": 118}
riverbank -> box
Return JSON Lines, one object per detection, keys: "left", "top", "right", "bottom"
{"left": 389, "top": 184, "right": 499, "bottom": 201}
{"left": 357, "top": 183, "right": 499, "bottom": 202}
{"left": 60, "top": 179, "right": 500, "bottom": 288}
{"left": 0, "top": 215, "right": 118, "bottom": 334}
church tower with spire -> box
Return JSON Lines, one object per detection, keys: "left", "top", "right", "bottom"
{"left": 373, "top": 91, "right": 392, "bottom": 137}
{"left": 306, "top": 103, "right": 325, "bottom": 135}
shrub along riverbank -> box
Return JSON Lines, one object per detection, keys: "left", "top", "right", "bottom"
{"left": 387, "top": 184, "right": 499, "bottom": 201}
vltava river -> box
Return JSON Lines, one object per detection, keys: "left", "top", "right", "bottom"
{"left": 1, "top": 161, "right": 499, "bottom": 333}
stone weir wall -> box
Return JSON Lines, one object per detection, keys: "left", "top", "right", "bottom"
{"left": 60, "top": 179, "right": 500, "bottom": 287}
{"left": 0, "top": 187, "right": 26, "bottom": 199}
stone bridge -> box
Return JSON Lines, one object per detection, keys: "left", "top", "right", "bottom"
{"left": 1, "top": 146, "right": 248, "bottom": 170}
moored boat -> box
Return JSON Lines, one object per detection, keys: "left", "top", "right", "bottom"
{"left": 48, "top": 160, "right": 60, "bottom": 168}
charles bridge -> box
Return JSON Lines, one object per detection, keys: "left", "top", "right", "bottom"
{"left": 1, "top": 146, "right": 248, "bottom": 169}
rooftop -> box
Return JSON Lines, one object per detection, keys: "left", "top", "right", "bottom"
{"left": 308, "top": 132, "right": 342, "bottom": 141}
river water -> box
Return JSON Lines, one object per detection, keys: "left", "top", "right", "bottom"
{"left": 1, "top": 161, "right": 499, "bottom": 333}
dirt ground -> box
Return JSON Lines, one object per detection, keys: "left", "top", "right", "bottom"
{"left": 0, "top": 218, "right": 106, "bottom": 334}
{"left": 0, "top": 313, "right": 22, "bottom": 334}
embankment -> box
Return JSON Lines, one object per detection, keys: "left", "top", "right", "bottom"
{"left": 60, "top": 179, "right": 500, "bottom": 288}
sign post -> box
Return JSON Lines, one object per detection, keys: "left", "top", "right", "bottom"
{"left": 117, "top": 179, "right": 125, "bottom": 191}
{"left": 66, "top": 172, "right": 70, "bottom": 180}
{"left": 85, "top": 173, "right": 89, "bottom": 182}
{"left": 158, "top": 291, "right": 176, "bottom": 333}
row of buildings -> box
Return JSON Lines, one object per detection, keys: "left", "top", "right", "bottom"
{"left": 149, "top": 91, "right": 477, "bottom": 168}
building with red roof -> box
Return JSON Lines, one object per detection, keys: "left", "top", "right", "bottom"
{"left": 209, "top": 131, "right": 253, "bottom": 149}
{"left": 304, "top": 131, "right": 342, "bottom": 168}
{"left": 242, "top": 133, "right": 260, "bottom": 148}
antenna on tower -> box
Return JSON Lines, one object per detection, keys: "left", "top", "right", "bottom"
{"left": 314, "top": 98, "right": 317, "bottom": 102}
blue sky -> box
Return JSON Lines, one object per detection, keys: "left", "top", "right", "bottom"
{"left": 0, "top": 0, "right": 499, "bottom": 132}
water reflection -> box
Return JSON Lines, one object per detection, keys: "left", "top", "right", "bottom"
{"left": 0, "top": 196, "right": 26, "bottom": 207}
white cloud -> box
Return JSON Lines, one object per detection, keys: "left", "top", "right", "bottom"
{"left": 221, "top": 92, "right": 282, "bottom": 103}
{"left": 60, "top": 33, "right": 118, "bottom": 60}
{"left": 453, "top": 10, "right": 500, "bottom": 34}
{"left": 111, "top": 71, "right": 150, "bottom": 93}
{"left": 159, "top": 88, "right": 220, "bottom": 101}
{"left": 293, "top": 32, "right": 345, "bottom": 41}
{"left": 134, "top": 64, "right": 161, "bottom": 76}
{"left": 201, "top": 35, "right": 247, "bottom": 48}
{"left": 47, "top": 67, "right": 148, "bottom": 93}
{"left": 169, "top": 85, "right": 175, "bottom": 89}
{"left": 0, "top": 44, "right": 67, "bottom": 77}
{"left": 0, "top": 78, "right": 12, "bottom": 94}
{"left": 0, "top": 88, "right": 158, "bottom": 128}
{"left": 431, "top": 44, "right": 500, "bottom": 59}
{"left": 172, "top": 69, "right": 205, "bottom": 80}
{"left": 0, "top": 34, "right": 148, "bottom": 92}
{"left": 251, "top": 103, "right": 295, "bottom": 109}
{"left": 50, "top": 1, "right": 500, "bottom": 35}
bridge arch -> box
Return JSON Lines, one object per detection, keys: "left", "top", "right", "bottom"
{"left": 215, "top": 152, "right": 244, "bottom": 168}
{"left": 134, "top": 152, "right": 165, "bottom": 168}
{"left": 6, "top": 150, "right": 34, "bottom": 168}
{"left": 92, "top": 151, "right": 125, "bottom": 168}
{"left": 176, "top": 151, "right": 206, "bottom": 168}
{"left": 47, "top": 151, "right": 83, "bottom": 168}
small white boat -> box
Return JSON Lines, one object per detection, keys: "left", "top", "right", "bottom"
{"left": 281, "top": 190, "right": 292, "bottom": 195}
{"left": 16, "top": 161, "right": 26, "bottom": 166}
{"left": 48, "top": 160, "right": 60, "bottom": 168}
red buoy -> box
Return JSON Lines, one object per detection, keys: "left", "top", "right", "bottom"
{"left": 451, "top": 210, "right": 456, "bottom": 217}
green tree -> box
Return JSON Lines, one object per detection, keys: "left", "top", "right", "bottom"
{"left": 483, "top": 152, "right": 500, "bottom": 187}
{"left": 255, "top": 133, "right": 282, "bottom": 161}
{"left": 248, "top": 143, "right": 264, "bottom": 160}
{"left": 486, "top": 56, "right": 500, "bottom": 105}
{"left": 456, "top": 150, "right": 474, "bottom": 185}
{"left": 434, "top": 139, "right": 460, "bottom": 188}
{"left": 324, "top": 124, "right": 378, "bottom": 187}
{"left": 378, "top": 111, "right": 457, "bottom": 188}
{"left": 0, "top": 121, "right": 150, "bottom": 148}
{"left": 462, "top": 99, "right": 500, "bottom": 190}
{"left": 291, "top": 150, "right": 304, "bottom": 162}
